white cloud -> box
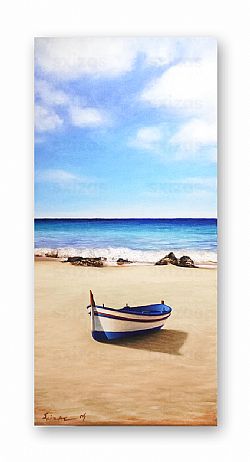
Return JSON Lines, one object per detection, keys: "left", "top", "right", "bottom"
{"left": 34, "top": 38, "right": 217, "bottom": 146}
{"left": 36, "top": 169, "right": 77, "bottom": 183}
{"left": 130, "top": 120, "right": 216, "bottom": 162}
{"left": 35, "top": 79, "right": 108, "bottom": 131}
{"left": 141, "top": 56, "right": 216, "bottom": 120}
{"left": 35, "top": 105, "right": 63, "bottom": 132}
{"left": 35, "top": 37, "right": 217, "bottom": 84}
{"left": 35, "top": 79, "right": 70, "bottom": 106}
{"left": 144, "top": 176, "right": 216, "bottom": 199}
{"left": 36, "top": 169, "right": 98, "bottom": 186}
{"left": 175, "top": 177, "right": 216, "bottom": 187}
{"left": 36, "top": 169, "right": 101, "bottom": 196}
{"left": 69, "top": 106, "right": 105, "bottom": 127}
{"left": 137, "top": 37, "right": 176, "bottom": 67}
{"left": 177, "top": 37, "right": 217, "bottom": 62}
{"left": 170, "top": 119, "right": 217, "bottom": 152}
{"left": 35, "top": 38, "right": 136, "bottom": 79}
{"left": 35, "top": 37, "right": 179, "bottom": 80}
{"left": 140, "top": 41, "right": 217, "bottom": 161}
{"left": 130, "top": 126, "right": 163, "bottom": 150}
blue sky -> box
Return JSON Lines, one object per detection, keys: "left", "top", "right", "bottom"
{"left": 34, "top": 37, "right": 217, "bottom": 218}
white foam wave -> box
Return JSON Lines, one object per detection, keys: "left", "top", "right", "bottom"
{"left": 34, "top": 246, "right": 217, "bottom": 264}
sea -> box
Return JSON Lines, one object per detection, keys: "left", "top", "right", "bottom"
{"left": 34, "top": 218, "right": 217, "bottom": 265}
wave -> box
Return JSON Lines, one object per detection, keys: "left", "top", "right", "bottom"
{"left": 34, "top": 246, "right": 217, "bottom": 265}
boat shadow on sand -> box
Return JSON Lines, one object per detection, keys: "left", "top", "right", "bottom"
{"left": 108, "top": 329, "right": 188, "bottom": 355}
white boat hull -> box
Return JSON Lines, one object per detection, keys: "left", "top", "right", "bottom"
{"left": 87, "top": 305, "right": 171, "bottom": 341}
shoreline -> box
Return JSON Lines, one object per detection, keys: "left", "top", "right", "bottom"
{"left": 34, "top": 255, "right": 217, "bottom": 269}
{"left": 34, "top": 248, "right": 217, "bottom": 268}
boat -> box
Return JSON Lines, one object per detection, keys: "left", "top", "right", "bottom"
{"left": 87, "top": 290, "right": 172, "bottom": 341}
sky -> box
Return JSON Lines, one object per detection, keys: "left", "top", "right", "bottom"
{"left": 34, "top": 37, "right": 217, "bottom": 218}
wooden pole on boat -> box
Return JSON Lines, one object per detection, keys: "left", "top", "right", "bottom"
{"left": 90, "top": 290, "right": 95, "bottom": 307}
{"left": 90, "top": 290, "right": 95, "bottom": 334}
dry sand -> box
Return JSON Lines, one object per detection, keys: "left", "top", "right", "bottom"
{"left": 34, "top": 260, "right": 217, "bottom": 426}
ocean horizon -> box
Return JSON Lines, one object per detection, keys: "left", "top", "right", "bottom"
{"left": 34, "top": 218, "right": 217, "bottom": 264}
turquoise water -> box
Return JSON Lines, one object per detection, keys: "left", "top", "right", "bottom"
{"left": 34, "top": 218, "right": 217, "bottom": 264}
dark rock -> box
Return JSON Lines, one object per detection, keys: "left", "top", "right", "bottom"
{"left": 67, "top": 256, "right": 104, "bottom": 267}
{"left": 45, "top": 250, "right": 58, "bottom": 258}
{"left": 155, "top": 257, "right": 169, "bottom": 266}
{"left": 67, "top": 256, "right": 84, "bottom": 263}
{"left": 73, "top": 259, "right": 103, "bottom": 267}
{"left": 155, "top": 252, "right": 196, "bottom": 268}
{"left": 178, "top": 256, "right": 195, "bottom": 268}
{"left": 117, "top": 258, "right": 132, "bottom": 265}
{"left": 166, "top": 252, "right": 179, "bottom": 265}
{"left": 155, "top": 252, "right": 178, "bottom": 266}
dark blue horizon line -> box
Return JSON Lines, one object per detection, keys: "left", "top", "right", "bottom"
{"left": 35, "top": 217, "right": 217, "bottom": 221}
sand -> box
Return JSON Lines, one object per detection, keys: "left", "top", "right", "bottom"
{"left": 34, "top": 260, "right": 217, "bottom": 426}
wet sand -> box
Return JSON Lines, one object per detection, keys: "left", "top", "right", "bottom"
{"left": 34, "top": 260, "right": 217, "bottom": 425}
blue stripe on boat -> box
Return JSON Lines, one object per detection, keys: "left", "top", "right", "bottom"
{"left": 92, "top": 325, "right": 163, "bottom": 341}
{"left": 94, "top": 312, "right": 170, "bottom": 323}
{"left": 87, "top": 304, "right": 172, "bottom": 316}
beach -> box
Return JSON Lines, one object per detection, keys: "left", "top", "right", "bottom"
{"left": 34, "top": 259, "right": 217, "bottom": 426}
